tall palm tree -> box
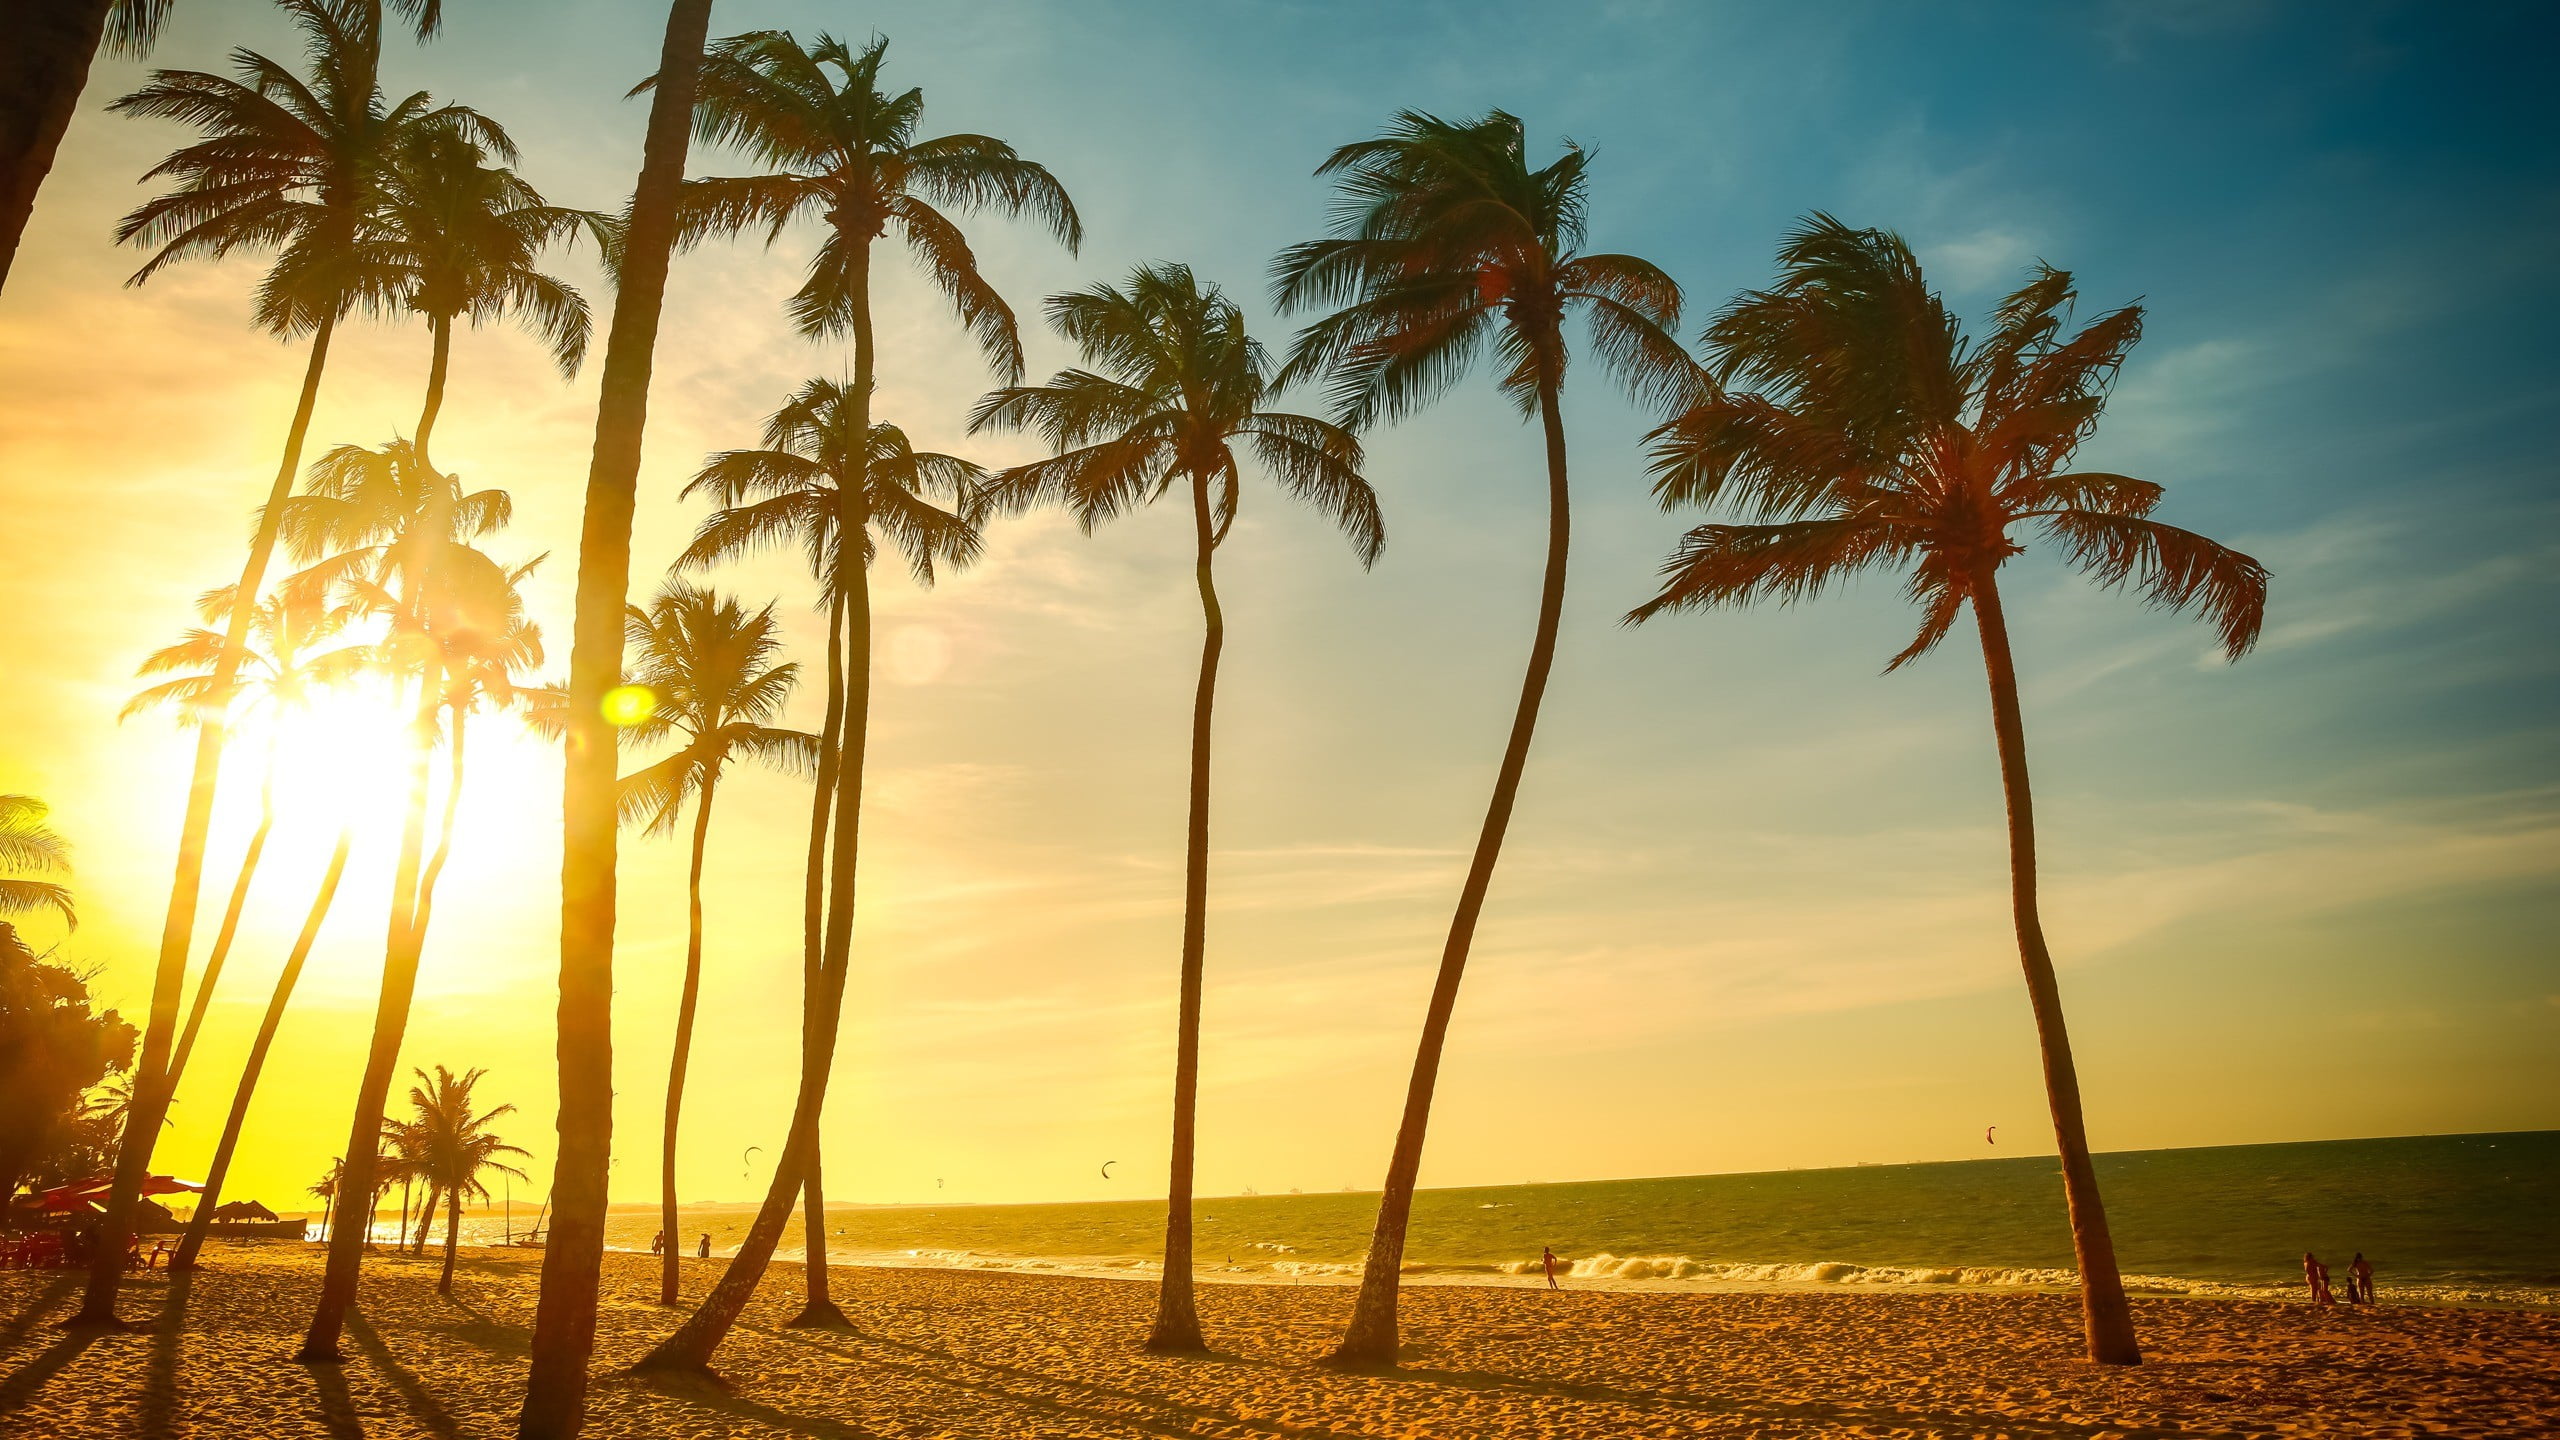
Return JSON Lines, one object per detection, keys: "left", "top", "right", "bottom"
{"left": 523, "top": 5, "right": 714, "bottom": 1432}
{"left": 1272, "top": 109, "right": 1687, "bottom": 1366}
{"left": 972, "top": 263, "right": 1380, "bottom": 1351}
{"left": 400, "top": 1065, "right": 529, "bottom": 1293}
{"left": 674, "top": 382, "right": 981, "bottom": 1323}
{"left": 367, "top": 123, "right": 609, "bottom": 469}
{"left": 73, "top": 0, "right": 487, "bottom": 1327}
{"left": 615, "top": 581, "right": 817, "bottom": 1307}
{"left": 275, "top": 439, "right": 524, "bottom": 1360}
{"left": 638, "top": 390, "right": 986, "bottom": 1372}
{"left": 1628, "top": 215, "right": 2269, "bottom": 1365}
{"left": 122, "top": 585, "right": 366, "bottom": 1093}
{"left": 641, "top": 31, "right": 1075, "bottom": 1337}
{"left": 0, "top": 795, "right": 75, "bottom": 930}
{"left": 0, "top": 0, "right": 442, "bottom": 294}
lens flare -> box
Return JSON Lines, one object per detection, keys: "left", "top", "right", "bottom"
{"left": 601, "top": 684, "right": 656, "bottom": 728}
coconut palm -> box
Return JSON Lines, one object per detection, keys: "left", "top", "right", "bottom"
{"left": 0, "top": 0, "right": 443, "bottom": 294}
{"left": 274, "top": 439, "right": 524, "bottom": 1359}
{"left": 398, "top": 1065, "right": 529, "bottom": 1293}
{"left": 70, "top": 0, "right": 497, "bottom": 1329}
{"left": 639, "top": 388, "right": 986, "bottom": 1371}
{"left": 1627, "top": 215, "right": 2268, "bottom": 1365}
{"left": 637, "top": 31, "right": 1074, "bottom": 1340}
{"left": 0, "top": 796, "right": 74, "bottom": 930}
{"left": 123, "top": 585, "right": 367, "bottom": 1095}
{"left": 614, "top": 581, "right": 818, "bottom": 1307}
{"left": 972, "top": 262, "right": 1380, "bottom": 1351}
{"left": 366, "top": 123, "right": 610, "bottom": 469}
{"left": 1272, "top": 109, "right": 1687, "bottom": 1366}
{"left": 524, "top": 5, "right": 713, "bottom": 1429}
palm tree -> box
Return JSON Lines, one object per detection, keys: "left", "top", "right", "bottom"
{"left": 1628, "top": 215, "right": 2268, "bottom": 1365}
{"left": 615, "top": 581, "right": 817, "bottom": 1307}
{"left": 522, "top": 5, "right": 714, "bottom": 1432}
{"left": 972, "top": 263, "right": 1380, "bottom": 1351}
{"left": 123, "top": 585, "right": 366, "bottom": 1094}
{"left": 640, "top": 33, "right": 1075, "bottom": 1339}
{"left": 73, "top": 0, "right": 487, "bottom": 1327}
{"left": 0, "top": 795, "right": 74, "bottom": 930}
{"left": 399, "top": 1065, "right": 529, "bottom": 1293}
{"left": 0, "top": 0, "right": 442, "bottom": 293}
{"left": 275, "top": 439, "right": 525, "bottom": 1360}
{"left": 1272, "top": 109, "right": 1687, "bottom": 1366}
{"left": 367, "top": 123, "right": 609, "bottom": 469}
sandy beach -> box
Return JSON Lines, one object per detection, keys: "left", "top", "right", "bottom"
{"left": 2, "top": 1245, "right": 2552, "bottom": 1439}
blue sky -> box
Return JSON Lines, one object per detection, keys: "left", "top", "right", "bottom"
{"left": 2, "top": 0, "right": 2552, "bottom": 1205}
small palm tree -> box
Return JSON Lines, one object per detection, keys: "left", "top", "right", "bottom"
{"left": 0, "top": 795, "right": 74, "bottom": 930}
{"left": 617, "top": 581, "right": 818, "bottom": 1307}
{"left": 646, "top": 375, "right": 982, "bottom": 1356}
{"left": 973, "top": 262, "right": 1379, "bottom": 1351}
{"left": 524, "top": 3, "right": 712, "bottom": 1428}
{"left": 1628, "top": 215, "right": 2269, "bottom": 1365}
{"left": 403, "top": 1065, "right": 528, "bottom": 1293}
{"left": 124, "top": 585, "right": 366, "bottom": 1092}
{"left": 1273, "top": 109, "right": 1687, "bottom": 1366}
{"left": 639, "top": 35, "right": 1074, "bottom": 1347}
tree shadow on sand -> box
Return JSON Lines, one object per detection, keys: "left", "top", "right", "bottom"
{"left": 347, "top": 1311, "right": 464, "bottom": 1440}
{"left": 0, "top": 1327, "right": 105, "bottom": 1416}
{"left": 137, "top": 1270, "right": 193, "bottom": 1439}
{"left": 1, "top": 1274, "right": 80, "bottom": 1348}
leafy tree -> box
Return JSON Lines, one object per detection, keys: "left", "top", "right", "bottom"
{"left": 974, "top": 262, "right": 1379, "bottom": 1350}
{"left": 1628, "top": 215, "right": 2269, "bottom": 1365}
{"left": 1273, "top": 109, "right": 1685, "bottom": 1365}
{"left": 0, "top": 923, "right": 136, "bottom": 1206}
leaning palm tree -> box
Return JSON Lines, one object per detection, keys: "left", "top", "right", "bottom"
{"left": 0, "top": 795, "right": 74, "bottom": 929}
{"left": 972, "top": 263, "right": 1380, "bottom": 1351}
{"left": 615, "top": 581, "right": 817, "bottom": 1307}
{"left": 402, "top": 1065, "right": 529, "bottom": 1293}
{"left": 1628, "top": 215, "right": 2269, "bottom": 1365}
{"left": 641, "top": 30, "right": 1075, "bottom": 1339}
{"left": 1273, "top": 109, "right": 1687, "bottom": 1366}
{"left": 367, "top": 123, "right": 610, "bottom": 469}
{"left": 69, "top": 0, "right": 490, "bottom": 1329}
{"left": 523, "top": 4, "right": 714, "bottom": 1431}
{"left": 123, "top": 584, "right": 366, "bottom": 1095}
{"left": 639, "top": 384, "right": 985, "bottom": 1370}
{"left": 0, "top": 0, "right": 443, "bottom": 293}
{"left": 276, "top": 439, "right": 524, "bottom": 1360}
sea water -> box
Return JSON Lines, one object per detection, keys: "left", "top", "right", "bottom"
{"left": 428, "top": 1131, "right": 2558, "bottom": 1306}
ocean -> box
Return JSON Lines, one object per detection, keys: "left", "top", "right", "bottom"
{"left": 392, "top": 1130, "right": 2557, "bottom": 1306}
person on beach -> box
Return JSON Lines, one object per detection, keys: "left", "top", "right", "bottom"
{"left": 1542, "top": 1246, "right": 1563, "bottom": 1290}
{"left": 2304, "top": 1251, "right": 2333, "bottom": 1305}
{"left": 650, "top": 1231, "right": 664, "bottom": 1255}
{"left": 2350, "top": 1252, "right": 2375, "bottom": 1305}
{"left": 696, "top": 1233, "right": 711, "bottom": 1259}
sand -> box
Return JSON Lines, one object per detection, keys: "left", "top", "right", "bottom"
{"left": 2, "top": 1245, "right": 2552, "bottom": 1438}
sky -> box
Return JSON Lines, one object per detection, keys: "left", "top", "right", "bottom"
{"left": 1, "top": 0, "right": 2554, "bottom": 1219}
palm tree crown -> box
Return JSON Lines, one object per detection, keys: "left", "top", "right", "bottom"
{"left": 0, "top": 796, "right": 74, "bottom": 929}
{"left": 679, "top": 378, "right": 986, "bottom": 593}
{"left": 123, "top": 583, "right": 368, "bottom": 727}
{"left": 403, "top": 1064, "right": 527, "bottom": 1206}
{"left": 1272, "top": 108, "right": 1688, "bottom": 428}
{"left": 617, "top": 583, "right": 821, "bottom": 835}
{"left": 111, "top": 0, "right": 503, "bottom": 336}
{"left": 1627, "top": 214, "right": 2268, "bottom": 660}
{"left": 974, "top": 262, "right": 1382, "bottom": 561}
{"left": 667, "top": 30, "right": 1080, "bottom": 370}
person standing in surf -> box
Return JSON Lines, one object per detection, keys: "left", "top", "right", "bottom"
{"left": 1542, "top": 1246, "right": 1562, "bottom": 1290}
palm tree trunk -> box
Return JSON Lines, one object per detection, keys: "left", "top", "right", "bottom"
{"left": 413, "top": 1185, "right": 440, "bottom": 1254}
{"left": 0, "top": 0, "right": 112, "bottom": 294}
{"left": 1969, "top": 568, "right": 2142, "bottom": 1365}
{"left": 638, "top": 455, "right": 875, "bottom": 1374}
{"left": 521, "top": 4, "right": 713, "bottom": 1431}
{"left": 297, "top": 661, "right": 443, "bottom": 1361}
{"left": 76, "top": 314, "right": 340, "bottom": 1326}
{"left": 410, "top": 709, "right": 468, "bottom": 938}
{"left": 1329, "top": 368, "right": 1573, "bottom": 1367}
{"left": 171, "top": 828, "right": 355, "bottom": 1272}
{"left": 439, "top": 1185, "right": 462, "bottom": 1293}
{"left": 784, "top": 592, "right": 848, "bottom": 1326}
{"left": 655, "top": 767, "right": 719, "bottom": 1308}
{"left": 1146, "top": 471, "right": 1226, "bottom": 1354}
{"left": 167, "top": 757, "right": 280, "bottom": 1091}
{"left": 415, "top": 314, "right": 452, "bottom": 472}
